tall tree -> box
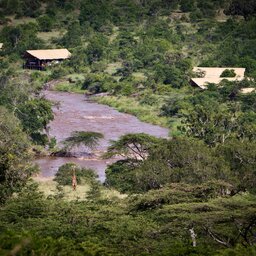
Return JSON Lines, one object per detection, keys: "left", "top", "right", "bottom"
{"left": 0, "top": 107, "right": 35, "bottom": 203}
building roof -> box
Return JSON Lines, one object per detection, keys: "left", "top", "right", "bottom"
{"left": 0, "top": 43, "right": 3, "bottom": 49}
{"left": 240, "top": 88, "right": 256, "bottom": 94}
{"left": 193, "top": 67, "right": 245, "bottom": 78}
{"left": 191, "top": 77, "right": 244, "bottom": 89}
{"left": 191, "top": 67, "right": 246, "bottom": 89}
{"left": 25, "top": 49, "right": 71, "bottom": 60}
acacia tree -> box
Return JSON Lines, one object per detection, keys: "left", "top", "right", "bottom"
{"left": 104, "top": 133, "right": 161, "bottom": 160}
{"left": 63, "top": 131, "right": 104, "bottom": 153}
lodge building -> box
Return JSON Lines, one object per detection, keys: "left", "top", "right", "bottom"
{"left": 23, "top": 49, "right": 71, "bottom": 70}
{"left": 191, "top": 67, "right": 246, "bottom": 89}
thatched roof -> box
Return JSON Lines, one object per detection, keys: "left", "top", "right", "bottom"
{"left": 25, "top": 49, "right": 71, "bottom": 60}
{"left": 191, "top": 67, "right": 245, "bottom": 89}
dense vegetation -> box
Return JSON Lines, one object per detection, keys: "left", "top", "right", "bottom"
{"left": 0, "top": 0, "right": 256, "bottom": 255}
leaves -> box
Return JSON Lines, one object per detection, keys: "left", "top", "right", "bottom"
{"left": 0, "top": 106, "right": 36, "bottom": 203}
{"left": 104, "top": 133, "right": 161, "bottom": 160}
{"left": 63, "top": 131, "right": 104, "bottom": 151}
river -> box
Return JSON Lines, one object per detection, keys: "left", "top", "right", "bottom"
{"left": 36, "top": 91, "right": 169, "bottom": 182}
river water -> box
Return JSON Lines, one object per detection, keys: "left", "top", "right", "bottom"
{"left": 36, "top": 91, "right": 169, "bottom": 182}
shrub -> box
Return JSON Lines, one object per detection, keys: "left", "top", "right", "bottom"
{"left": 54, "top": 163, "right": 98, "bottom": 186}
{"left": 37, "top": 15, "right": 54, "bottom": 32}
{"left": 220, "top": 69, "right": 236, "bottom": 77}
{"left": 50, "top": 66, "right": 69, "bottom": 79}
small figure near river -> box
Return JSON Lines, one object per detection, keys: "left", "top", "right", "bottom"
{"left": 72, "top": 171, "right": 77, "bottom": 191}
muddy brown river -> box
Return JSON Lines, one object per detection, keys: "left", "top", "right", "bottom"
{"left": 36, "top": 91, "right": 169, "bottom": 182}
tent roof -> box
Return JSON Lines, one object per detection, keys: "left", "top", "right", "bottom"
{"left": 193, "top": 67, "right": 245, "bottom": 79}
{"left": 191, "top": 77, "right": 244, "bottom": 89}
{"left": 26, "top": 49, "right": 71, "bottom": 60}
{"left": 191, "top": 67, "right": 246, "bottom": 89}
{"left": 240, "top": 88, "right": 256, "bottom": 94}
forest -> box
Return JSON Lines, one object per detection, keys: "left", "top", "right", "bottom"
{"left": 0, "top": 0, "right": 256, "bottom": 255}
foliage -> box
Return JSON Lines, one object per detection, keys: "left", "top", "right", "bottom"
{"left": 220, "top": 69, "right": 236, "bottom": 77}
{"left": 105, "top": 136, "right": 232, "bottom": 193}
{"left": 0, "top": 23, "right": 44, "bottom": 54}
{"left": 81, "top": 73, "right": 115, "bottom": 94}
{"left": 218, "top": 139, "right": 256, "bottom": 193}
{"left": 0, "top": 107, "right": 35, "bottom": 203}
{"left": 54, "top": 163, "right": 98, "bottom": 186}
{"left": 16, "top": 98, "right": 54, "bottom": 143}
{"left": 0, "top": 183, "right": 256, "bottom": 255}
{"left": 104, "top": 133, "right": 161, "bottom": 160}
{"left": 95, "top": 95, "right": 169, "bottom": 127}
{"left": 180, "top": 101, "right": 241, "bottom": 145}
{"left": 158, "top": 80, "right": 256, "bottom": 146}
{"left": 61, "top": 21, "right": 82, "bottom": 47}
{"left": 0, "top": 0, "right": 42, "bottom": 17}
{"left": 37, "top": 15, "right": 54, "bottom": 32}
{"left": 224, "top": 0, "right": 256, "bottom": 19}
{"left": 63, "top": 131, "right": 104, "bottom": 152}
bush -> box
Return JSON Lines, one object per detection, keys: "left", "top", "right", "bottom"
{"left": 50, "top": 66, "right": 69, "bottom": 79}
{"left": 54, "top": 163, "right": 98, "bottom": 186}
{"left": 37, "top": 15, "right": 54, "bottom": 32}
{"left": 220, "top": 69, "right": 236, "bottom": 77}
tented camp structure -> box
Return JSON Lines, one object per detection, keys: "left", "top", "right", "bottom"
{"left": 23, "top": 49, "right": 71, "bottom": 70}
{"left": 191, "top": 67, "right": 245, "bottom": 89}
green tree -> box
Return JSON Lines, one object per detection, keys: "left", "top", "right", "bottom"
{"left": 104, "top": 133, "right": 161, "bottom": 160}
{"left": 79, "top": 0, "right": 111, "bottom": 30}
{"left": 180, "top": 101, "right": 241, "bottom": 146}
{"left": 218, "top": 139, "right": 256, "bottom": 193}
{"left": 0, "top": 107, "right": 35, "bottom": 203}
{"left": 54, "top": 163, "right": 97, "bottom": 186}
{"left": 0, "top": 23, "right": 43, "bottom": 54}
{"left": 106, "top": 137, "right": 231, "bottom": 193}
{"left": 224, "top": 0, "right": 256, "bottom": 20}
{"left": 37, "top": 15, "right": 54, "bottom": 32}
{"left": 61, "top": 21, "right": 82, "bottom": 47}
{"left": 86, "top": 35, "right": 108, "bottom": 64}
{"left": 16, "top": 98, "right": 54, "bottom": 136}
{"left": 63, "top": 131, "right": 104, "bottom": 152}
{"left": 220, "top": 69, "right": 236, "bottom": 77}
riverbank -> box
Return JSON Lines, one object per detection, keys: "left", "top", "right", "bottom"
{"left": 94, "top": 95, "right": 169, "bottom": 127}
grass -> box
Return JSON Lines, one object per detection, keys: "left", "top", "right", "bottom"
{"left": 66, "top": 73, "right": 85, "bottom": 81}
{"left": 34, "top": 177, "right": 90, "bottom": 201}
{"left": 6, "top": 15, "right": 36, "bottom": 26}
{"left": 95, "top": 95, "right": 170, "bottom": 128}
{"left": 52, "top": 73, "right": 86, "bottom": 93}
{"left": 53, "top": 82, "right": 85, "bottom": 94}
{"left": 33, "top": 176, "right": 126, "bottom": 201}
{"left": 105, "top": 62, "right": 122, "bottom": 75}
{"left": 132, "top": 72, "right": 147, "bottom": 81}
{"left": 37, "top": 30, "right": 66, "bottom": 43}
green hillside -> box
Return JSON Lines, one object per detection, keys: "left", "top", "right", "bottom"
{"left": 0, "top": 0, "right": 256, "bottom": 255}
